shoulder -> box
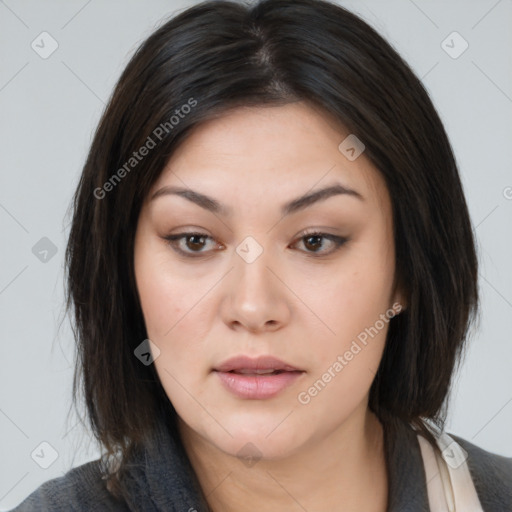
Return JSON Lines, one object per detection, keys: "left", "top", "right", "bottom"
{"left": 8, "top": 459, "right": 127, "bottom": 512}
{"left": 449, "top": 433, "right": 512, "bottom": 510}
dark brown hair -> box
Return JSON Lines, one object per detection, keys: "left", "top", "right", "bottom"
{"left": 64, "top": 0, "right": 479, "bottom": 498}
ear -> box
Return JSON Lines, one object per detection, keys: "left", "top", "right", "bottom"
{"left": 390, "top": 287, "right": 407, "bottom": 315}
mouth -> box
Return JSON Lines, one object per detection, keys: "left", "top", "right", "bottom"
{"left": 213, "top": 354, "right": 303, "bottom": 373}
{"left": 213, "top": 355, "right": 305, "bottom": 399}
{"left": 226, "top": 369, "right": 294, "bottom": 375}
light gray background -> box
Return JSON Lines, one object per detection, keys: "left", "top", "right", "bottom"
{"left": 1, "top": 0, "right": 511, "bottom": 508}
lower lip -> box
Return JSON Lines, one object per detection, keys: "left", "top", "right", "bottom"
{"left": 214, "top": 370, "right": 304, "bottom": 399}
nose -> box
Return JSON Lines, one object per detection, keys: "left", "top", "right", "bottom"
{"left": 220, "top": 240, "right": 291, "bottom": 334}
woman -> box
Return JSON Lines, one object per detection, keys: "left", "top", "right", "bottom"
{"left": 11, "top": 0, "right": 512, "bottom": 510}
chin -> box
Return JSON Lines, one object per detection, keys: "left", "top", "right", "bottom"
{"left": 200, "top": 416, "right": 308, "bottom": 462}
{"left": 218, "top": 435, "right": 301, "bottom": 463}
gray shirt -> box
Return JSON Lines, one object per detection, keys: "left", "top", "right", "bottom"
{"left": 9, "top": 411, "right": 512, "bottom": 511}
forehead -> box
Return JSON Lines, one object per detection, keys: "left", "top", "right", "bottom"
{"left": 150, "top": 102, "right": 388, "bottom": 213}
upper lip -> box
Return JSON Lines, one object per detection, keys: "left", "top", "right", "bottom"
{"left": 213, "top": 355, "right": 303, "bottom": 373}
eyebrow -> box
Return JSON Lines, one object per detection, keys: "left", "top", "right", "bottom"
{"left": 150, "top": 182, "right": 364, "bottom": 217}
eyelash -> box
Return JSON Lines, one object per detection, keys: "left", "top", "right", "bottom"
{"left": 163, "top": 230, "right": 348, "bottom": 258}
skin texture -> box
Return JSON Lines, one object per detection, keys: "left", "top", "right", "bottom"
{"left": 134, "top": 102, "right": 405, "bottom": 511}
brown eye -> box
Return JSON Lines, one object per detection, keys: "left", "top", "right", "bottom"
{"left": 293, "top": 231, "right": 348, "bottom": 256}
{"left": 164, "top": 232, "right": 220, "bottom": 256}
{"left": 303, "top": 234, "right": 324, "bottom": 252}
{"left": 185, "top": 234, "right": 207, "bottom": 251}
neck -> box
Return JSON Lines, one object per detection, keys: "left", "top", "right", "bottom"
{"left": 178, "top": 406, "right": 388, "bottom": 512}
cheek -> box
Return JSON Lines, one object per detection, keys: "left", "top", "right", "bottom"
{"left": 134, "top": 241, "right": 217, "bottom": 384}
{"left": 296, "top": 269, "right": 392, "bottom": 418}
{"left": 135, "top": 257, "right": 209, "bottom": 413}
{"left": 300, "top": 232, "right": 395, "bottom": 365}
{"left": 135, "top": 238, "right": 198, "bottom": 338}
{"left": 136, "top": 264, "right": 180, "bottom": 339}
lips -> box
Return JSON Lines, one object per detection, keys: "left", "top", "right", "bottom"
{"left": 213, "top": 355, "right": 305, "bottom": 399}
{"left": 231, "top": 369, "right": 285, "bottom": 375}
{"left": 213, "top": 355, "right": 302, "bottom": 374}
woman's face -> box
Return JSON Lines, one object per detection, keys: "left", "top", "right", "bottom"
{"left": 134, "top": 102, "right": 403, "bottom": 460}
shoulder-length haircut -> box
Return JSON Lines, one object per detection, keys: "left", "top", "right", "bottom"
{"left": 65, "top": 0, "right": 479, "bottom": 497}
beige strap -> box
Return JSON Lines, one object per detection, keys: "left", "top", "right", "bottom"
{"left": 417, "top": 432, "right": 484, "bottom": 511}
